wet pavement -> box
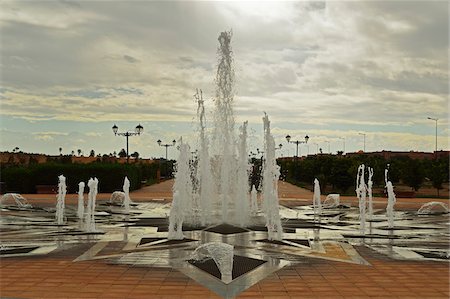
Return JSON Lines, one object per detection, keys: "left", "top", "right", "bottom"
{"left": 1, "top": 180, "right": 449, "bottom": 298}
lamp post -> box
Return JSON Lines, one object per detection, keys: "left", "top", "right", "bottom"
{"left": 157, "top": 139, "right": 176, "bottom": 179}
{"left": 427, "top": 117, "right": 438, "bottom": 158}
{"left": 112, "top": 124, "right": 143, "bottom": 163}
{"left": 358, "top": 133, "right": 366, "bottom": 152}
{"left": 286, "top": 134, "right": 309, "bottom": 158}
{"left": 338, "top": 137, "right": 345, "bottom": 153}
{"left": 313, "top": 143, "right": 319, "bottom": 154}
{"left": 325, "top": 141, "right": 330, "bottom": 154}
{"left": 157, "top": 139, "right": 176, "bottom": 161}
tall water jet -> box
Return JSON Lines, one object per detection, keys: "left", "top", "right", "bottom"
{"left": 385, "top": 168, "right": 396, "bottom": 228}
{"left": 168, "top": 139, "right": 193, "bottom": 240}
{"left": 235, "top": 121, "right": 250, "bottom": 226}
{"left": 77, "top": 182, "right": 85, "bottom": 220}
{"left": 261, "top": 113, "right": 282, "bottom": 241}
{"left": 195, "top": 89, "right": 215, "bottom": 225}
{"left": 56, "top": 175, "right": 66, "bottom": 225}
{"left": 85, "top": 177, "right": 98, "bottom": 232}
{"left": 212, "top": 30, "right": 238, "bottom": 223}
{"left": 356, "top": 165, "right": 366, "bottom": 234}
{"left": 313, "top": 178, "right": 322, "bottom": 217}
{"left": 250, "top": 185, "right": 258, "bottom": 215}
{"left": 123, "top": 176, "right": 131, "bottom": 213}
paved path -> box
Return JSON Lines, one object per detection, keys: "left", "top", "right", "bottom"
{"left": 1, "top": 180, "right": 449, "bottom": 298}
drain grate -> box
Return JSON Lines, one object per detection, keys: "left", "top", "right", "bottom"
{"left": 188, "top": 255, "right": 266, "bottom": 280}
{"left": 285, "top": 239, "right": 310, "bottom": 247}
{"left": 204, "top": 224, "right": 249, "bottom": 234}
{"left": 0, "top": 246, "right": 39, "bottom": 255}
{"left": 255, "top": 239, "right": 309, "bottom": 247}
{"left": 139, "top": 238, "right": 197, "bottom": 246}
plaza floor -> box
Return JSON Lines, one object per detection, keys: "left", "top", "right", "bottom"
{"left": 1, "top": 180, "right": 449, "bottom": 298}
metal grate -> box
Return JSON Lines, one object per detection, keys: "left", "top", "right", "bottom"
{"left": 204, "top": 224, "right": 249, "bottom": 234}
{"left": 188, "top": 255, "right": 266, "bottom": 280}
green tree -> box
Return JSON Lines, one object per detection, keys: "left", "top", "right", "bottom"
{"left": 401, "top": 158, "right": 424, "bottom": 191}
{"left": 118, "top": 149, "right": 127, "bottom": 158}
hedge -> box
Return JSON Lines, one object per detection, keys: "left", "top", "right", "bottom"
{"left": 0, "top": 162, "right": 160, "bottom": 193}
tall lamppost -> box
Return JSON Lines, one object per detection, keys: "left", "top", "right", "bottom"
{"left": 157, "top": 139, "right": 176, "bottom": 179}
{"left": 358, "top": 133, "right": 366, "bottom": 152}
{"left": 427, "top": 117, "right": 438, "bottom": 157}
{"left": 157, "top": 139, "right": 176, "bottom": 161}
{"left": 112, "top": 124, "right": 144, "bottom": 163}
{"left": 325, "top": 141, "right": 330, "bottom": 154}
{"left": 286, "top": 134, "right": 309, "bottom": 158}
{"left": 339, "top": 137, "right": 345, "bottom": 153}
{"left": 313, "top": 143, "right": 319, "bottom": 154}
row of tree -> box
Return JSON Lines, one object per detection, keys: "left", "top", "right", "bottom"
{"left": 276, "top": 155, "right": 448, "bottom": 196}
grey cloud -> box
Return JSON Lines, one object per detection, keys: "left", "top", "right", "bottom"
{"left": 123, "top": 55, "right": 139, "bottom": 63}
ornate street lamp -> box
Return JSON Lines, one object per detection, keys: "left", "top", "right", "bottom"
{"left": 286, "top": 134, "right": 309, "bottom": 158}
{"left": 157, "top": 139, "right": 176, "bottom": 161}
{"left": 112, "top": 124, "right": 143, "bottom": 163}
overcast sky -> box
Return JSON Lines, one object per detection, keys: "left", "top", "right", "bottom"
{"left": 0, "top": 1, "right": 448, "bottom": 159}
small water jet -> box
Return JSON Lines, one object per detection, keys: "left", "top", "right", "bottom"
{"left": 168, "top": 139, "right": 193, "bottom": 240}
{"left": 84, "top": 177, "right": 98, "bottom": 232}
{"left": 191, "top": 242, "right": 234, "bottom": 283}
{"left": 77, "top": 182, "right": 85, "bottom": 220}
{"left": 123, "top": 176, "right": 131, "bottom": 213}
{"left": 417, "top": 202, "right": 448, "bottom": 215}
{"left": 0, "top": 193, "right": 32, "bottom": 208}
{"left": 56, "top": 175, "right": 66, "bottom": 225}
{"left": 109, "top": 191, "right": 125, "bottom": 205}
{"left": 250, "top": 185, "right": 258, "bottom": 215}
{"left": 367, "top": 167, "right": 374, "bottom": 220}
{"left": 356, "top": 165, "right": 366, "bottom": 234}
{"left": 323, "top": 193, "right": 340, "bottom": 209}
{"left": 313, "top": 178, "right": 322, "bottom": 216}
{"left": 385, "top": 168, "right": 396, "bottom": 228}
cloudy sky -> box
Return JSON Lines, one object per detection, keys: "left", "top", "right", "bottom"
{"left": 0, "top": 1, "right": 448, "bottom": 159}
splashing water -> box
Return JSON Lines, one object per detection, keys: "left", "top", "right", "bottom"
{"left": 168, "top": 139, "right": 193, "bottom": 240}
{"left": 191, "top": 242, "right": 234, "bottom": 283}
{"left": 235, "top": 121, "right": 250, "bottom": 226}
{"left": 77, "top": 182, "right": 85, "bottom": 219}
{"left": 123, "top": 176, "right": 131, "bottom": 213}
{"left": 261, "top": 113, "right": 282, "bottom": 241}
{"left": 418, "top": 202, "right": 449, "bottom": 215}
{"left": 356, "top": 165, "right": 366, "bottom": 234}
{"left": 195, "top": 89, "right": 215, "bottom": 226}
{"left": 367, "top": 167, "right": 374, "bottom": 220}
{"left": 250, "top": 185, "right": 258, "bottom": 215}
{"left": 313, "top": 178, "right": 322, "bottom": 216}
{"left": 85, "top": 177, "right": 98, "bottom": 232}
{"left": 323, "top": 194, "right": 340, "bottom": 208}
{"left": 56, "top": 175, "right": 66, "bottom": 225}
{"left": 0, "top": 193, "right": 31, "bottom": 208}
{"left": 385, "top": 168, "right": 396, "bottom": 228}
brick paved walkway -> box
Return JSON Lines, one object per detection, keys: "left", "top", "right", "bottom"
{"left": 1, "top": 181, "right": 449, "bottom": 298}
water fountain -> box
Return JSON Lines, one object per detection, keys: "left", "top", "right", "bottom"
{"left": 191, "top": 242, "right": 234, "bottom": 283}
{"left": 77, "top": 182, "right": 85, "bottom": 220}
{"left": 250, "top": 185, "right": 258, "bottom": 215}
{"left": 56, "top": 175, "right": 66, "bottom": 225}
{"left": 84, "top": 177, "right": 98, "bottom": 232}
{"left": 356, "top": 165, "right": 366, "bottom": 234}
{"left": 261, "top": 113, "right": 282, "bottom": 241}
{"left": 123, "top": 177, "right": 131, "bottom": 213}
{"left": 168, "top": 31, "right": 282, "bottom": 239}
{"left": 385, "top": 168, "right": 396, "bottom": 228}
{"left": 417, "top": 202, "right": 449, "bottom": 215}
{"left": 313, "top": 178, "right": 322, "bottom": 216}
{"left": 323, "top": 193, "right": 340, "bottom": 208}
{"left": 367, "top": 167, "right": 374, "bottom": 220}
{"left": 0, "top": 193, "right": 32, "bottom": 208}
{"left": 168, "top": 139, "right": 193, "bottom": 240}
